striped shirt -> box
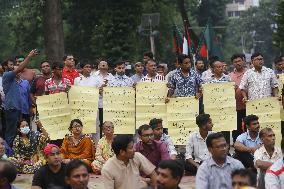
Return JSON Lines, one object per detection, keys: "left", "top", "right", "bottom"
{"left": 141, "top": 74, "right": 165, "bottom": 82}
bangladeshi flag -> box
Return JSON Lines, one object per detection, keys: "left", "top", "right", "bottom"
{"left": 172, "top": 25, "right": 183, "bottom": 54}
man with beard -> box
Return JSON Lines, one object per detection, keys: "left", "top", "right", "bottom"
{"left": 108, "top": 60, "right": 134, "bottom": 87}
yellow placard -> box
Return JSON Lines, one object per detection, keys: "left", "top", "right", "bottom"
{"left": 167, "top": 97, "right": 199, "bottom": 145}
{"left": 37, "top": 93, "right": 70, "bottom": 140}
{"left": 69, "top": 86, "right": 99, "bottom": 134}
{"left": 203, "top": 82, "right": 236, "bottom": 131}
{"left": 103, "top": 87, "right": 135, "bottom": 134}
{"left": 247, "top": 97, "right": 282, "bottom": 147}
{"left": 136, "top": 82, "right": 168, "bottom": 128}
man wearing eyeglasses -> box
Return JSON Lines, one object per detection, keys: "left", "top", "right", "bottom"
{"left": 134, "top": 124, "right": 170, "bottom": 167}
{"left": 239, "top": 52, "right": 279, "bottom": 102}
{"left": 62, "top": 54, "right": 79, "bottom": 85}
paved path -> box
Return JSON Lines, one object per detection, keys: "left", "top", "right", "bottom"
{"left": 14, "top": 174, "right": 196, "bottom": 189}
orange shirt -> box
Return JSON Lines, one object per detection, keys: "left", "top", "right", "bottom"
{"left": 62, "top": 67, "right": 79, "bottom": 85}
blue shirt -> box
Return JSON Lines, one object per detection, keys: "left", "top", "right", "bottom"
{"left": 236, "top": 132, "right": 262, "bottom": 148}
{"left": 2, "top": 71, "right": 22, "bottom": 111}
{"left": 196, "top": 156, "right": 244, "bottom": 189}
{"left": 108, "top": 74, "right": 134, "bottom": 87}
{"left": 19, "top": 79, "right": 31, "bottom": 114}
{"left": 169, "top": 69, "right": 202, "bottom": 97}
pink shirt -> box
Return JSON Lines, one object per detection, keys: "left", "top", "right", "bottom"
{"left": 229, "top": 69, "right": 246, "bottom": 110}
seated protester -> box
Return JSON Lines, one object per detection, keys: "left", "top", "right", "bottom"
{"left": 0, "top": 137, "right": 8, "bottom": 160}
{"left": 61, "top": 119, "right": 96, "bottom": 167}
{"left": 0, "top": 159, "right": 20, "bottom": 189}
{"left": 185, "top": 114, "right": 214, "bottom": 175}
{"left": 32, "top": 144, "right": 71, "bottom": 189}
{"left": 44, "top": 62, "right": 71, "bottom": 95}
{"left": 102, "top": 135, "right": 157, "bottom": 189}
{"left": 254, "top": 128, "right": 282, "bottom": 189}
{"left": 196, "top": 133, "right": 244, "bottom": 189}
{"left": 9, "top": 119, "right": 48, "bottom": 174}
{"left": 108, "top": 60, "right": 134, "bottom": 87}
{"left": 134, "top": 124, "right": 170, "bottom": 167}
{"left": 91, "top": 121, "right": 115, "bottom": 174}
{"left": 65, "top": 160, "right": 89, "bottom": 189}
{"left": 232, "top": 169, "right": 257, "bottom": 189}
{"left": 156, "top": 160, "right": 184, "bottom": 189}
{"left": 149, "top": 118, "right": 177, "bottom": 160}
{"left": 234, "top": 114, "right": 262, "bottom": 169}
{"left": 265, "top": 139, "right": 284, "bottom": 189}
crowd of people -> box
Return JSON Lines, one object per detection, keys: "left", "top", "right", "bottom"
{"left": 0, "top": 49, "right": 284, "bottom": 189}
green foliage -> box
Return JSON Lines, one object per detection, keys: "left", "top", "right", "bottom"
{"left": 274, "top": 0, "right": 284, "bottom": 52}
{"left": 223, "top": 0, "right": 280, "bottom": 66}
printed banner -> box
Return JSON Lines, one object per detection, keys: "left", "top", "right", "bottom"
{"left": 69, "top": 86, "right": 99, "bottom": 134}
{"left": 247, "top": 97, "right": 282, "bottom": 146}
{"left": 167, "top": 97, "right": 199, "bottom": 145}
{"left": 103, "top": 87, "right": 135, "bottom": 134}
{"left": 203, "top": 82, "right": 236, "bottom": 131}
{"left": 136, "top": 82, "right": 168, "bottom": 128}
{"left": 37, "top": 93, "right": 70, "bottom": 140}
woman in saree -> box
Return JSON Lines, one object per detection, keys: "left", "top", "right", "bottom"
{"left": 61, "top": 119, "right": 96, "bottom": 167}
{"left": 10, "top": 119, "right": 48, "bottom": 173}
{"left": 91, "top": 121, "right": 115, "bottom": 174}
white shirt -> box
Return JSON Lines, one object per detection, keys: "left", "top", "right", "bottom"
{"left": 93, "top": 72, "right": 115, "bottom": 108}
{"left": 74, "top": 75, "right": 97, "bottom": 87}
{"left": 239, "top": 66, "right": 279, "bottom": 100}
{"left": 185, "top": 131, "right": 214, "bottom": 163}
{"left": 254, "top": 146, "right": 282, "bottom": 178}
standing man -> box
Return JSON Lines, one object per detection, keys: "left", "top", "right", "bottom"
{"left": 201, "top": 56, "right": 218, "bottom": 83}
{"left": 93, "top": 60, "right": 114, "bottom": 138}
{"left": 74, "top": 61, "right": 96, "bottom": 87}
{"left": 274, "top": 55, "right": 284, "bottom": 74}
{"left": 32, "top": 144, "right": 71, "bottom": 189}
{"left": 195, "top": 59, "right": 205, "bottom": 77}
{"left": 185, "top": 114, "right": 214, "bottom": 175}
{"left": 102, "top": 135, "right": 157, "bottom": 189}
{"left": 62, "top": 54, "right": 79, "bottom": 85}
{"left": 149, "top": 118, "right": 177, "bottom": 160}
{"left": 206, "top": 59, "right": 231, "bottom": 83}
{"left": 143, "top": 51, "right": 154, "bottom": 65}
{"left": 234, "top": 114, "right": 262, "bottom": 169}
{"left": 108, "top": 61, "right": 134, "bottom": 87}
{"left": 196, "top": 132, "right": 244, "bottom": 189}
{"left": 3, "top": 49, "right": 37, "bottom": 147}
{"left": 141, "top": 60, "right": 165, "bottom": 82}
{"left": 229, "top": 54, "right": 246, "bottom": 142}
{"left": 240, "top": 52, "right": 279, "bottom": 102}
{"left": 45, "top": 62, "right": 71, "bottom": 95}
{"left": 130, "top": 62, "right": 144, "bottom": 84}
{"left": 135, "top": 124, "right": 170, "bottom": 167}
{"left": 18, "top": 73, "right": 32, "bottom": 124}
{"left": 30, "top": 60, "right": 52, "bottom": 104}
{"left": 167, "top": 54, "right": 202, "bottom": 99}
{"left": 254, "top": 128, "right": 282, "bottom": 189}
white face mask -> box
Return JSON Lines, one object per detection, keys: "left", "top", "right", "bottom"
{"left": 20, "top": 126, "right": 30, "bottom": 135}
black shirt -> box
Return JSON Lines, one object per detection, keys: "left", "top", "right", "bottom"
{"left": 32, "top": 164, "right": 71, "bottom": 189}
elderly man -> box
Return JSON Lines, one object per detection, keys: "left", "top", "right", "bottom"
{"left": 254, "top": 128, "right": 282, "bottom": 189}
{"left": 141, "top": 60, "right": 165, "bottom": 82}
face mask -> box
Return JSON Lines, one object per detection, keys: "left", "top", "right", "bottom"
{"left": 20, "top": 126, "right": 30, "bottom": 135}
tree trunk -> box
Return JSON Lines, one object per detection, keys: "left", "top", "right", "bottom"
{"left": 43, "top": 0, "right": 64, "bottom": 62}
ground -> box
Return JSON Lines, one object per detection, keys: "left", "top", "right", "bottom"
{"left": 14, "top": 174, "right": 196, "bottom": 189}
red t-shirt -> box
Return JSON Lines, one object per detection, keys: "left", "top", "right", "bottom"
{"left": 62, "top": 67, "right": 79, "bottom": 85}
